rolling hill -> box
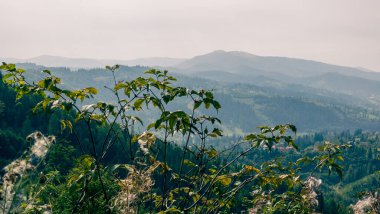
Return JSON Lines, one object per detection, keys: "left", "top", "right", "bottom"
{"left": 8, "top": 61, "right": 380, "bottom": 134}
{"left": 3, "top": 50, "right": 380, "bottom": 133}
{"left": 172, "top": 50, "right": 380, "bottom": 107}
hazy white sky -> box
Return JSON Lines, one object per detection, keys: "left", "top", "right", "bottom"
{"left": 1, "top": 0, "right": 380, "bottom": 70}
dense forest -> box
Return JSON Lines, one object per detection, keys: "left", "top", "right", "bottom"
{"left": 0, "top": 63, "right": 379, "bottom": 213}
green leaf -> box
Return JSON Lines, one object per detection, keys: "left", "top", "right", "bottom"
{"left": 204, "top": 100, "right": 211, "bottom": 109}
{"left": 147, "top": 122, "right": 155, "bottom": 130}
{"left": 164, "top": 207, "right": 181, "bottom": 213}
{"left": 208, "top": 128, "right": 223, "bottom": 138}
{"left": 155, "top": 118, "right": 163, "bottom": 129}
{"left": 42, "top": 69, "right": 51, "bottom": 75}
{"left": 134, "top": 98, "right": 145, "bottom": 110}
{"left": 145, "top": 69, "right": 157, "bottom": 75}
{"left": 206, "top": 149, "right": 218, "bottom": 158}
{"left": 85, "top": 87, "right": 98, "bottom": 95}
{"left": 212, "top": 100, "right": 221, "bottom": 110}
{"left": 183, "top": 159, "right": 196, "bottom": 167}
{"left": 288, "top": 124, "right": 297, "bottom": 133}
{"left": 194, "top": 100, "right": 202, "bottom": 110}
{"left": 2, "top": 73, "right": 13, "bottom": 81}
{"left": 131, "top": 116, "right": 143, "bottom": 125}
{"left": 114, "top": 82, "right": 125, "bottom": 91}
{"left": 244, "top": 165, "right": 261, "bottom": 174}
{"left": 217, "top": 175, "right": 232, "bottom": 186}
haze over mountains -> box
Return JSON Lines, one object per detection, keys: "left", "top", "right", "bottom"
{"left": 0, "top": 55, "right": 186, "bottom": 69}
{"left": 3, "top": 50, "right": 380, "bottom": 133}
{"left": 174, "top": 50, "right": 380, "bottom": 107}
{"left": 2, "top": 50, "right": 378, "bottom": 73}
{"left": 4, "top": 50, "right": 380, "bottom": 106}
{"left": 176, "top": 50, "right": 380, "bottom": 79}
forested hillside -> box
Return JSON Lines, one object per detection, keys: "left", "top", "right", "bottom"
{"left": 12, "top": 63, "right": 380, "bottom": 133}
{"left": 0, "top": 63, "right": 379, "bottom": 213}
{"left": 2, "top": 0, "right": 380, "bottom": 212}
{"left": 174, "top": 51, "right": 380, "bottom": 107}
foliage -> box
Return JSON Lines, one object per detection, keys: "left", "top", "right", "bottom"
{"left": 0, "top": 63, "right": 363, "bottom": 213}
{"left": 13, "top": 63, "right": 380, "bottom": 134}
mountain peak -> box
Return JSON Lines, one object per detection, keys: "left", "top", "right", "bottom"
{"left": 205, "top": 50, "right": 257, "bottom": 58}
{"left": 210, "top": 50, "right": 227, "bottom": 54}
{"left": 175, "top": 50, "right": 380, "bottom": 82}
{"left": 176, "top": 50, "right": 260, "bottom": 71}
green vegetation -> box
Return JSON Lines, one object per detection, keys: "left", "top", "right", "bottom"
{"left": 0, "top": 63, "right": 379, "bottom": 213}
{"left": 13, "top": 63, "right": 380, "bottom": 134}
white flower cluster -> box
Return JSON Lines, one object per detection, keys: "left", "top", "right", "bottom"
{"left": 112, "top": 163, "right": 159, "bottom": 213}
{"left": 303, "top": 176, "right": 322, "bottom": 208}
{"left": 351, "top": 193, "right": 379, "bottom": 214}
{"left": 248, "top": 177, "right": 323, "bottom": 214}
{"left": 0, "top": 131, "right": 54, "bottom": 213}
{"left": 137, "top": 132, "right": 156, "bottom": 155}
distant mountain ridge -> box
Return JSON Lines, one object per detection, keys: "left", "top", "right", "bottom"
{"left": 2, "top": 50, "right": 379, "bottom": 76}
{"left": 9, "top": 63, "right": 380, "bottom": 133}
{"left": 175, "top": 50, "right": 380, "bottom": 78}
{"left": 171, "top": 50, "right": 380, "bottom": 106}
{"left": 3, "top": 50, "right": 380, "bottom": 106}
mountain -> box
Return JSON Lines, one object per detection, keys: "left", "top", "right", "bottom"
{"left": 173, "top": 50, "right": 380, "bottom": 106}
{"left": 3, "top": 50, "right": 380, "bottom": 132}
{"left": 176, "top": 50, "right": 380, "bottom": 79}
{"left": 9, "top": 63, "right": 380, "bottom": 134}
{"left": 120, "top": 57, "right": 186, "bottom": 67}
{"left": 1, "top": 55, "right": 186, "bottom": 69}
{"left": 27, "top": 55, "right": 105, "bottom": 68}
{"left": 302, "top": 72, "right": 380, "bottom": 104}
{"left": 2, "top": 65, "right": 379, "bottom": 214}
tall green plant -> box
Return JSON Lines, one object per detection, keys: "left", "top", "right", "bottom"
{"left": 0, "top": 63, "right": 349, "bottom": 213}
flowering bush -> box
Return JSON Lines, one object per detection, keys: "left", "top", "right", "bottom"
{"left": 0, "top": 63, "right": 349, "bottom": 213}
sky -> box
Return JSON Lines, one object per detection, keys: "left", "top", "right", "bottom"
{"left": 1, "top": 0, "right": 380, "bottom": 71}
